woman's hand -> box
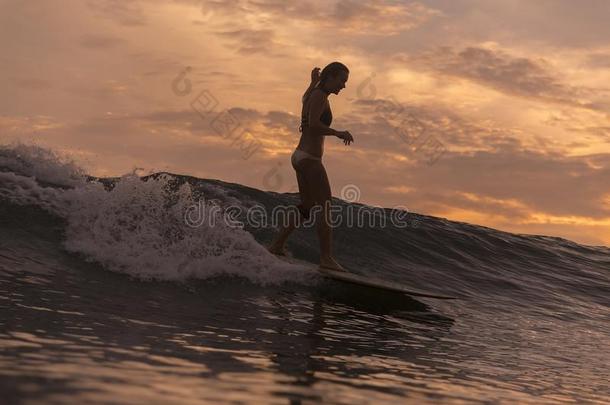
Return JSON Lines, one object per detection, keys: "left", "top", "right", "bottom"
{"left": 311, "top": 67, "right": 321, "bottom": 85}
{"left": 338, "top": 130, "right": 354, "bottom": 145}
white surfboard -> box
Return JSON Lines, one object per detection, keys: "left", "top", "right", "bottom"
{"left": 277, "top": 255, "right": 457, "bottom": 300}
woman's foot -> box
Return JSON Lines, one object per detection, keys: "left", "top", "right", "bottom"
{"left": 267, "top": 243, "right": 288, "bottom": 256}
{"left": 319, "top": 256, "right": 347, "bottom": 272}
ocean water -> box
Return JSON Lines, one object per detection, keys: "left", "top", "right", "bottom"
{"left": 1, "top": 144, "right": 609, "bottom": 404}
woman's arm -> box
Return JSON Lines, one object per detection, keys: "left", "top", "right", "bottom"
{"left": 315, "top": 125, "right": 341, "bottom": 137}
{"left": 302, "top": 85, "right": 316, "bottom": 103}
{"left": 307, "top": 90, "right": 341, "bottom": 137}
{"left": 302, "top": 67, "right": 321, "bottom": 102}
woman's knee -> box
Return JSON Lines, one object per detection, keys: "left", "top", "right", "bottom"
{"left": 309, "top": 198, "right": 330, "bottom": 221}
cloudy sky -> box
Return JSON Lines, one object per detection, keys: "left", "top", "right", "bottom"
{"left": 1, "top": 0, "right": 609, "bottom": 246}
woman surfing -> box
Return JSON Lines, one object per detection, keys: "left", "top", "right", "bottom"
{"left": 268, "top": 62, "right": 354, "bottom": 272}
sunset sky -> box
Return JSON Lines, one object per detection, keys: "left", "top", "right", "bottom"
{"left": 1, "top": 0, "right": 609, "bottom": 246}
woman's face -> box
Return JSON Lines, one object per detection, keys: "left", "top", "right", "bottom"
{"left": 328, "top": 70, "right": 349, "bottom": 95}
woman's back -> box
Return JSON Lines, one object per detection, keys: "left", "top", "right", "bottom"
{"left": 297, "top": 87, "right": 332, "bottom": 156}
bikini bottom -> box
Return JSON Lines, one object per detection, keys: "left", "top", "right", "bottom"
{"left": 291, "top": 148, "right": 321, "bottom": 170}
{"left": 291, "top": 149, "right": 322, "bottom": 219}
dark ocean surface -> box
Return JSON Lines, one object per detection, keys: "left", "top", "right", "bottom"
{"left": 1, "top": 144, "right": 609, "bottom": 404}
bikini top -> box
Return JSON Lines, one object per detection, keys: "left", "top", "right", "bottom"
{"left": 299, "top": 87, "right": 332, "bottom": 133}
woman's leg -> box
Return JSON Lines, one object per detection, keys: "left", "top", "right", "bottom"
{"left": 267, "top": 162, "right": 311, "bottom": 255}
{"left": 301, "top": 160, "right": 346, "bottom": 271}
{"left": 269, "top": 158, "right": 345, "bottom": 270}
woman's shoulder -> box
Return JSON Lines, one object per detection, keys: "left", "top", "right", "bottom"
{"left": 304, "top": 86, "right": 328, "bottom": 98}
{"left": 306, "top": 87, "right": 328, "bottom": 102}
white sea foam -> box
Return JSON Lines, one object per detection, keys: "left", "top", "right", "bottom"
{"left": 0, "top": 143, "right": 314, "bottom": 285}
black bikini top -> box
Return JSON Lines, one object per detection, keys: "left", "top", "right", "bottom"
{"left": 299, "top": 87, "right": 332, "bottom": 133}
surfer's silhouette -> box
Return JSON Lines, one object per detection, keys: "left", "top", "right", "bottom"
{"left": 268, "top": 62, "right": 353, "bottom": 272}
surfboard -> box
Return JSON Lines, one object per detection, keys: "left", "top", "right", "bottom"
{"left": 317, "top": 267, "right": 457, "bottom": 300}
{"left": 276, "top": 254, "right": 457, "bottom": 300}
